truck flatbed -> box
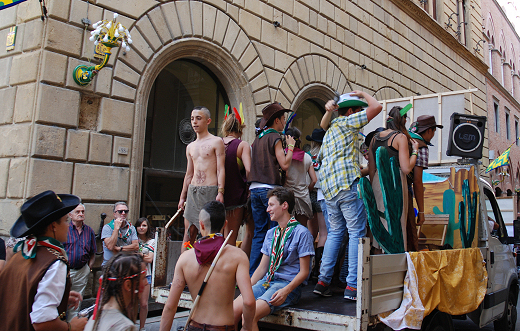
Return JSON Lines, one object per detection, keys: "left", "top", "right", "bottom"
{"left": 153, "top": 282, "right": 358, "bottom": 331}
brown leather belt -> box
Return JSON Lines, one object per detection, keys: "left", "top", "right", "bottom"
{"left": 188, "top": 320, "right": 235, "bottom": 331}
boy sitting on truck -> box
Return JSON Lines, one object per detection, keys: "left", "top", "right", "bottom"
{"left": 233, "top": 187, "right": 314, "bottom": 331}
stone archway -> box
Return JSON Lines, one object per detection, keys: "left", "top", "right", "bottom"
{"left": 274, "top": 54, "right": 352, "bottom": 107}
{"left": 108, "top": 1, "right": 270, "bottom": 214}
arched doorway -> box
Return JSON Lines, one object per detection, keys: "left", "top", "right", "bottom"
{"left": 292, "top": 98, "right": 326, "bottom": 152}
{"left": 141, "top": 59, "right": 230, "bottom": 238}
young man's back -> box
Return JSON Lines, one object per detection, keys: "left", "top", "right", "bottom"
{"left": 176, "top": 245, "right": 250, "bottom": 326}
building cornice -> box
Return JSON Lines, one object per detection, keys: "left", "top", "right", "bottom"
{"left": 486, "top": 72, "right": 520, "bottom": 110}
{"left": 493, "top": 0, "right": 520, "bottom": 43}
{"left": 389, "top": 0, "right": 489, "bottom": 75}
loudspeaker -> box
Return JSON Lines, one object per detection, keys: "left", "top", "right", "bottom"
{"left": 446, "top": 113, "right": 486, "bottom": 159}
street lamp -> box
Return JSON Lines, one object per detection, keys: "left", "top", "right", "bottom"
{"left": 73, "top": 13, "right": 132, "bottom": 86}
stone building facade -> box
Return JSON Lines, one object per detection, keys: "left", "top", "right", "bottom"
{"left": 0, "top": 0, "right": 489, "bottom": 236}
{"left": 482, "top": 0, "right": 520, "bottom": 197}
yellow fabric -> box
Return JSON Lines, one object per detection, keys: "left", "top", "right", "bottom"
{"left": 409, "top": 247, "right": 488, "bottom": 316}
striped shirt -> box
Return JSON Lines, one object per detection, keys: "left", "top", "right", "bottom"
{"left": 64, "top": 222, "right": 97, "bottom": 269}
{"left": 318, "top": 110, "right": 368, "bottom": 200}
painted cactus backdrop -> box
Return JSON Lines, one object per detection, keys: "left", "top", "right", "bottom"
{"left": 422, "top": 166, "right": 480, "bottom": 249}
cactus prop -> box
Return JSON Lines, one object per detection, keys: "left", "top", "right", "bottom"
{"left": 432, "top": 189, "right": 458, "bottom": 247}
{"left": 359, "top": 146, "right": 405, "bottom": 254}
{"left": 459, "top": 179, "right": 478, "bottom": 248}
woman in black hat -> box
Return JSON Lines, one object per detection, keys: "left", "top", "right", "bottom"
{"left": 0, "top": 190, "right": 88, "bottom": 331}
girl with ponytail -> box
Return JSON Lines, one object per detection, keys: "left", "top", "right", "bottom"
{"left": 85, "top": 253, "right": 147, "bottom": 331}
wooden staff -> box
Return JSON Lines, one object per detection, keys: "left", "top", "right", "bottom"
{"left": 184, "top": 230, "right": 233, "bottom": 331}
{"left": 165, "top": 205, "right": 184, "bottom": 231}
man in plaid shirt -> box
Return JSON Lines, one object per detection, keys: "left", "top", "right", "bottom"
{"left": 313, "top": 90, "right": 382, "bottom": 300}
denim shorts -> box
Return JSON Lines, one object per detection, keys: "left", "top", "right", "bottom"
{"left": 252, "top": 276, "right": 302, "bottom": 314}
{"left": 146, "top": 275, "right": 152, "bottom": 284}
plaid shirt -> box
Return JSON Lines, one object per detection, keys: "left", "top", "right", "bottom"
{"left": 415, "top": 146, "right": 429, "bottom": 168}
{"left": 318, "top": 111, "right": 368, "bottom": 200}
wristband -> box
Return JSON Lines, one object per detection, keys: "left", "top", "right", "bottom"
{"left": 287, "top": 144, "right": 295, "bottom": 148}
{"left": 418, "top": 211, "right": 424, "bottom": 214}
{"left": 411, "top": 152, "right": 418, "bottom": 156}
{"left": 218, "top": 187, "right": 225, "bottom": 194}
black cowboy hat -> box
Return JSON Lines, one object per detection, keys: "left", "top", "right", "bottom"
{"left": 306, "top": 128, "right": 326, "bottom": 143}
{"left": 259, "top": 103, "right": 291, "bottom": 129}
{"left": 11, "top": 190, "right": 81, "bottom": 238}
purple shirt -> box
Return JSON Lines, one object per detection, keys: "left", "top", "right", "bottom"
{"left": 64, "top": 222, "right": 97, "bottom": 269}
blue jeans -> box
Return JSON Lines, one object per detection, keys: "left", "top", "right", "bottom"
{"left": 250, "top": 187, "right": 277, "bottom": 275}
{"left": 319, "top": 199, "right": 329, "bottom": 232}
{"left": 319, "top": 180, "right": 367, "bottom": 288}
{"left": 252, "top": 276, "right": 302, "bottom": 314}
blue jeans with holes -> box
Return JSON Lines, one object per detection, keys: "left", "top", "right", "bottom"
{"left": 249, "top": 187, "right": 277, "bottom": 275}
{"left": 318, "top": 180, "right": 367, "bottom": 288}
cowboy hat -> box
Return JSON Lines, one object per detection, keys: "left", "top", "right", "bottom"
{"left": 11, "top": 190, "right": 81, "bottom": 238}
{"left": 259, "top": 103, "right": 291, "bottom": 129}
{"left": 410, "top": 115, "right": 443, "bottom": 134}
{"left": 306, "top": 128, "right": 326, "bottom": 143}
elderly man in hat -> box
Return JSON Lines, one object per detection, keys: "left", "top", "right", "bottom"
{"left": 178, "top": 106, "right": 226, "bottom": 252}
{"left": 314, "top": 91, "right": 382, "bottom": 300}
{"left": 0, "top": 190, "right": 88, "bottom": 331}
{"left": 407, "top": 115, "right": 443, "bottom": 251}
{"left": 248, "top": 103, "right": 296, "bottom": 274}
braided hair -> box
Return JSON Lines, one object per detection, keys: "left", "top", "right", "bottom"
{"left": 92, "top": 253, "right": 143, "bottom": 331}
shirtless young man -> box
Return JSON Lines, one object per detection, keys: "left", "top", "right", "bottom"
{"left": 160, "top": 201, "right": 256, "bottom": 331}
{"left": 179, "top": 106, "right": 226, "bottom": 252}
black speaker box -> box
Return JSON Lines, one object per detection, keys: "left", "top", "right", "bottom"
{"left": 446, "top": 113, "right": 486, "bottom": 159}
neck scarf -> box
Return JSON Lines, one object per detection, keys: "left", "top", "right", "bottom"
{"left": 108, "top": 219, "right": 133, "bottom": 242}
{"left": 193, "top": 233, "right": 225, "bottom": 265}
{"left": 285, "top": 146, "right": 305, "bottom": 162}
{"left": 258, "top": 128, "right": 279, "bottom": 139}
{"left": 139, "top": 239, "right": 155, "bottom": 253}
{"left": 14, "top": 236, "right": 68, "bottom": 260}
{"left": 264, "top": 218, "right": 300, "bottom": 287}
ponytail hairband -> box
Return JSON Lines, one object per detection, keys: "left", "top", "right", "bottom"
{"left": 107, "top": 269, "right": 146, "bottom": 281}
